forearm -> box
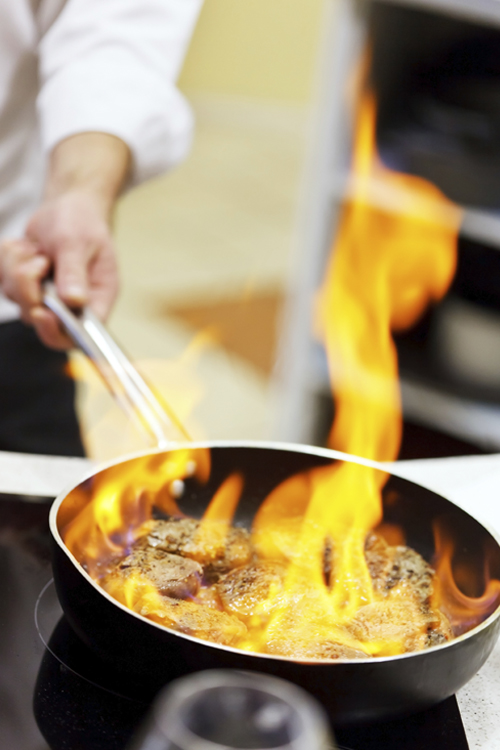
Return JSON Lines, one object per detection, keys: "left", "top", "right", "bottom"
{"left": 44, "top": 132, "right": 131, "bottom": 219}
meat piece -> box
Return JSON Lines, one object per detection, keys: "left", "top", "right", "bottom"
{"left": 192, "top": 585, "right": 224, "bottom": 610}
{"left": 424, "top": 608, "right": 453, "bottom": 647}
{"left": 263, "top": 585, "right": 371, "bottom": 660}
{"left": 266, "top": 638, "right": 368, "bottom": 660}
{"left": 384, "top": 546, "right": 435, "bottom": 604}
{"left": 216, "top": 561, "right": 286, "bottom": 619}
{"left": 348, "top": 599, "right": 425, "bottom": 652}
{"left": 365, "top": 535, "right": 436, "bottom": 604}
{"left": 347, "top": 597, "right": 453, "bottom": 654}
{"left": 145, "top": 518, "right": 253, "bottom": 581}
{"left": 201, "top": 526, "right": 254, "bottom": 582}
{"left": 103, "top": 546, "right": 202, "bottom": 599}
{"left": 364, "top": 532, "right": 393, "bottom": 591}
{"left": 138, "top": 595, "right": 247, "bottom": 646}
{"left": 360, "top": 539, "right": 453, "bottom": 651}
{"left": 146, "top": 518, "right": 198, "bottom": 554}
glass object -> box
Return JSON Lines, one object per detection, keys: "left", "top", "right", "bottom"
{"left": 127, "top": 669, "right": 335, "bottom": 750}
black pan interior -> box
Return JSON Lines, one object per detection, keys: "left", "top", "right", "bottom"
{"left": 59, "top": 445, "right": 500, "bottom": 609}
{"left": 52, "top": 446, "right": 500, "bottom": 724}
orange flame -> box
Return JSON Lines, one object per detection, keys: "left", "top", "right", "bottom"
{"left": 318, "top": 90, "right": 461, "bottom": 460}
{"left": 68, "top": 334, "right": 211, "bottom": 461}
{"left": 247, "top": 89, "right": 464, "bottom": 656}
{"left": 62, "top": 84, "right": 500, "bottom": 658}
{"left": 63, "top": 448, "right": 210, "bottom": 577}
{"left": 92, "top": 471, "right": 245, "bottom": 628}
{"left": 432, "top": 520, "right": 500, "bottom": 635}
{"left": 191, "top": 473, "right": 244, "bottom": 563}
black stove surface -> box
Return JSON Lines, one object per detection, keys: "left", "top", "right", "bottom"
{"left": 0, "top": 493, "right": 470, "bottom": 750}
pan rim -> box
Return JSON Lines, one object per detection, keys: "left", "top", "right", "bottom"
{"left": 49, "top": 439, "right": 500, "bottom": 666}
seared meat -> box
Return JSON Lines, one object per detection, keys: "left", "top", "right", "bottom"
{"left": 138, "top": 595, "right": 247, "bottom": 646}
{"left": 201, "top": 526, "right": 253, "bottom": 582}
{"left": 365, "top": 534, "right": 436, "bottom": 605}
{"left": 216, "top": 561, "right": 286, "bottom": 619}
{"left": 364, "top": 532, "right": 393, "bottom": 590}
{"left": 145, "top": 517, "right": 253, "bottom": 581}
{"left": 96, "top": 516, "right": 453, "bottom": 659}
{"left": 146, "top": 518, "right": 198, "bottom": 554}
{"left": 360, "top": 535, "right": 452, "bottom": 650}
{"left": 384, "top": 546, "right": 435, "bottom": 604}
{"left": 352, "top": 539, "right": 451, "bottom": 651}
{"left": 266, "top": 638, "right": 368, "bottom": 660}
{"left": 425, "top": 610, "right": 453, "bottom": 647}
{"left": 347, "top": 597, "right": 452, "bottom": 653}
{"left": 262, "top": 585, "right": 371, "bottom": 660}
{"left": 103, "top": 546, "right": 202, "bottom": 599}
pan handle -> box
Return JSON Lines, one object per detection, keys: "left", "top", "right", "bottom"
{"left": 43, "top": 281, "right": 189, "bottom": 449}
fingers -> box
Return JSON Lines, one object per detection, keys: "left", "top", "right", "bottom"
{"left": 53, "top": 240, "right": 89, "bottom": 309}
{"left": 0, "top": 239, "right": 50, "bottom": 321}
{"left": 87, "top": 240, "right": 120, "bottom": 321}
{"left": 47, "top": 232, "right": 119, "bottom": 321}
{"left": 2, "top": 191, "right": 120, "bottom": 350}
{"left": 0, "top": 238, "right": 72, "bottom": 347}
{"left": 30, "top": 307, "right": 74, "bottom": 350}
{"left": 26, "top": 202, "right": 95, "bottom": 310}
{"left": 25, "top": 192, "right": 119, "bottom": 315}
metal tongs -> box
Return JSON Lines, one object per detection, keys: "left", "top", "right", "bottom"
{"left": 43, "top": 281, "right": 188, "bottom": 449}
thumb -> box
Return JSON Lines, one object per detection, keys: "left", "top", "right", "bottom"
{"left": 53, "top": 240, "right": 90, "bottom": 308}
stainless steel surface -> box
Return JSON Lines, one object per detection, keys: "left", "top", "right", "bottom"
{"left": 43, "top": 281, "right": 186, "bottom": 450}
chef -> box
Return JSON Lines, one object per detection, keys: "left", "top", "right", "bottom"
{"left": 0, "top": 0, "right": 202, "bottom": 457}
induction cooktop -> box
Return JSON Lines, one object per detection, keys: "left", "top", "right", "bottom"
{"left": 0, "top": 493, "right": 470, "bottom": 750}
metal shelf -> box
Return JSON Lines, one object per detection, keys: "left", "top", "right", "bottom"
{"left": 296, "top": 350, "right": 500, "bottom": 449}
{"left": 401, "top": 378, "right": 500, "bottom": 450}
{"left": 274, "top": 0, "right": 500, "bottom": 445}
{"left": 380, "top": 0, "right": 500, "bottom": 28}
{"left": 461, "top": 209, "right": 500, "bottom": 249}
{"left": 298, "top": 338, "right": 500, "bottom": 451}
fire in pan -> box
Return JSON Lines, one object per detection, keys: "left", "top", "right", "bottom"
{"left": 44, "top": 286, "right": 500, "bottom": 724}
{"left": 49, "top": 441, "right": 500, "bottom": 725}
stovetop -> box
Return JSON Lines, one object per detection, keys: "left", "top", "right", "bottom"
{"left": 0, "top": 493, "right": 470, "bottom": 750}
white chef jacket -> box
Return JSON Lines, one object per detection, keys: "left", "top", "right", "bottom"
{"left": 0, "top": 0, "right": 202, "bottom": 323}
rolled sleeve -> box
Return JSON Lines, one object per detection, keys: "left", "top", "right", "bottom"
{"left": 37, "top": 0, "right": 203, "bottom": 184}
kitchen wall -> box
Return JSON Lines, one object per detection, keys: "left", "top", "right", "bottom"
{"left": 179, "top": 0, "right": 325, "bottom": 103}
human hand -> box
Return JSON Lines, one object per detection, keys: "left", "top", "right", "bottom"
{"left": 0, "top": 190, "right": 119, "bottom": 349}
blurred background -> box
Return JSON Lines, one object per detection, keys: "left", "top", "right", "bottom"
{"left": 73, "top": 0, "right": 326, "bottom": 459}
{"left": 76, "top": 0, "right": 500, "bottom": 463}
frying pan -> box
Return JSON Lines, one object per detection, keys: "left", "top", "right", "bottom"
{"left": 45, "top": 286, "right": 500, "bottom": 725}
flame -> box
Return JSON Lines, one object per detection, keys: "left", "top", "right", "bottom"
{"left": 63, "top": 448, "right": 210, "bottom": 577}
{"left": 69, "top": 332, "right": 210, "bottom": 461}
{"left": 252, "top": 471, "right": 313, "bottom": 562}
{"left": 190, "top": 473, "right": 244, "bottom": 563}
{"left": 81, "top": 470, "right": 244, "bottom": 628}
{"left": 61, "top": 83, "right": 500, "bottom": 659}
{"left": 432, "top": 520, "right": 500, "bottom": 635}
{"left": 318, "top": 91, "right": 461, "bottom": 460}
{"left": 104, "top": 567, "right": 166, "bottom": 615}
{"left": 247, "top": 89, "right": 464, "bottom": 656}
